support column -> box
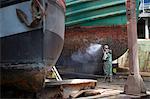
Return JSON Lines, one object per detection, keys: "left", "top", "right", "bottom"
{"left": 124, "top": 0, "right": 146, "bottom": 95}
{"left": 145, "top": 18, "right": 149, "bottom": 39}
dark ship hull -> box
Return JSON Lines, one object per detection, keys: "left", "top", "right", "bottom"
{"left": 0, "top": 0, "right": 65, "bottom": 92}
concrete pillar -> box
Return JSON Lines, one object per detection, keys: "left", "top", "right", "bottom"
{"left": 124, "top": 0, "right": 146, "bottom": 95}
{"left": 145, "top": 18, "right": 149, "bottom": 39}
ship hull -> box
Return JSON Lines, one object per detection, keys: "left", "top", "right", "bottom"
{"left": 0, "top": 0, "right": 65, "bottom": 92}
{"left": 0, "top": 29, "right": 64, "bottom": 91}
{"left": 57, "top": 25, "right": 127, "bottom": 75}
{"left": 56, "top": 0, "right": 139, "bottom": 75}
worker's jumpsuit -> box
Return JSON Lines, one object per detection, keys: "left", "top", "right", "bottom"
{"left": 103, "top": 51, "right": 112, "bottom": 79}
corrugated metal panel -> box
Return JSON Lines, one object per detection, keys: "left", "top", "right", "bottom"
{"left": 65, "top": 0, "right": 140, "bottom": 26}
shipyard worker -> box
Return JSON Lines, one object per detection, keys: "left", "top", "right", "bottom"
{"left": 102, "top": 45, "right": 112, "bottom": 82}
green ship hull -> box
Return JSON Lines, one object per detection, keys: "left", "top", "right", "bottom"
{"left": 66, "top": 0, "right": 139, "bottom": 26}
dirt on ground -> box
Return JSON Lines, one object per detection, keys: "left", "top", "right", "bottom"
{"left": 97, "top": 76, "right": 150, "bottom": 91}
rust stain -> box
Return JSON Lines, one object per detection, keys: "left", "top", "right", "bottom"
{"left": 1, "top": 67, "right": 45, "bottom": 92}
{"left": 63, "top": 25, "right": 128, "bottom": 60}
{"left": 57, "top": 25, "right": 128, "bottom": 74}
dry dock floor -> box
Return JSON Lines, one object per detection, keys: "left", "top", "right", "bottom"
{"left": 76, "top": 77, "right": 150, "bottom": 99}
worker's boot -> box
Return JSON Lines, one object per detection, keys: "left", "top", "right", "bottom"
{"left": 109, "top": 76, "right": 112, "bottom": 82}
{"left": 103, "top": 76, "right": 107, "bottom": 82}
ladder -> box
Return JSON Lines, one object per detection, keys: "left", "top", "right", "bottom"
{"left": 51, "top": 66, "right": 62, "bottom": 81}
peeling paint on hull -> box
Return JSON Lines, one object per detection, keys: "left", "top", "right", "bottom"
{"left": 64, "top": 26, "right": 127, "bottom": 59}
{"left": 57, "top": 25, "right": 128, "bottom": 75}
{"left": 0, "top": 65, "right": 45, "bottom": 92}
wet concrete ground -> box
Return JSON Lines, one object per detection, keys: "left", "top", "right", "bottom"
{"left": 75, "top": 77, "right": 150, "bottom": 99}
{"left": 97, "top": 77, "right": 150, "bottom": 91}
{"left": 94, "top": 77, "right": 150, "bottom": 99}
{"left": 58, "top": 74, "right": 150, "bottom": 98}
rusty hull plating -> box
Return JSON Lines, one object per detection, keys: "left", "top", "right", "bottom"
{"left": 57, "top": 25, "right": 128, "bottom": 75}
{"left": 64, "top": 25, "right": 127, "bottom": 60}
